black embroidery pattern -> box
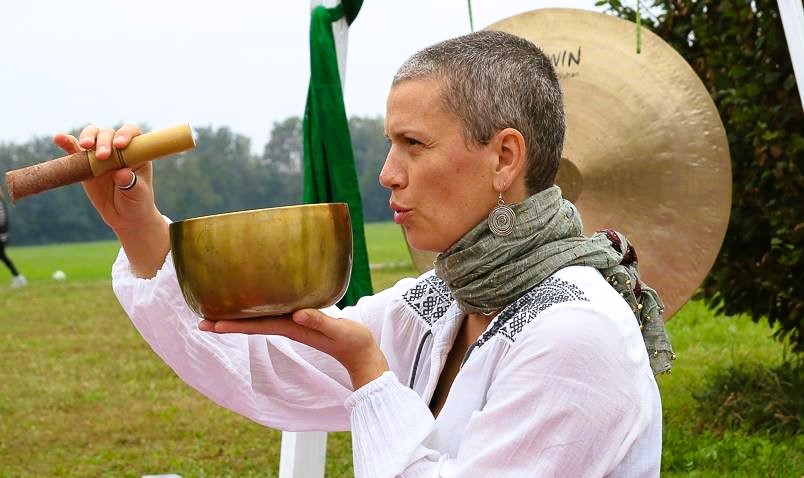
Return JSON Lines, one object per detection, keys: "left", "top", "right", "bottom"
{"left": 476, "top": 277, "right": 589, "bottom": 347}
{"left": 401, "top": 274, "right": 454, "bottom": 326}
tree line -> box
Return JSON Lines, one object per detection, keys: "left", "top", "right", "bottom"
{"left": 0, "top": 116, "right": 392, "bottom": 245}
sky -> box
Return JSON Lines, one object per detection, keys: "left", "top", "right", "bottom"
{"left": 0, "top": 1, "right": 605, "bottom": 153}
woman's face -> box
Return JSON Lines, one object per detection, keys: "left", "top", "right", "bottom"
{"left": 380, "top": 78, "right": 499, "bottom": 252}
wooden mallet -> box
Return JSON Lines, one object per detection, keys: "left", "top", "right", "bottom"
{"left": 4, "top": 124, "right": 196, "bottom": 201}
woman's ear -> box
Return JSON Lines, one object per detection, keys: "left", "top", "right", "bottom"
{"left": 491, "top": 128, "right": 527, "bottom": 195}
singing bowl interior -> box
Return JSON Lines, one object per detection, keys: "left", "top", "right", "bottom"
{"left": 169, "top": 203, "right": 353, "bottom": 320}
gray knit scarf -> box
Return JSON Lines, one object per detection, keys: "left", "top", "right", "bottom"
{"left": 433, "top": 186, "right": 675, "bottom": 374}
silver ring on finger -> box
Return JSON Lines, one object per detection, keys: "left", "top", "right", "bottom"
{"left": 117, "top": 170, "right": 137, "bottom": 190}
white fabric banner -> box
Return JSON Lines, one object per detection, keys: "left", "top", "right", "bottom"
{"left": 777, "top": 0, "right": 804, "bottom": 110}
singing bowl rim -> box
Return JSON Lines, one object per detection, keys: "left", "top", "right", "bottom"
{"left": 169, "top": 202, "right": 349, "bottom": 226}
{"left": 169, "top": 202, "right": 353, "bottom": 320}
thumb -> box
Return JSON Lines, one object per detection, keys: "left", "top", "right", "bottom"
{"left": 292, "top": 309, "right": 332, "bottom": 332}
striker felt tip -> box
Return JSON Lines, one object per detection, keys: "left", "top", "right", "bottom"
{"left": 5, "top": 151, "right": 93, "bottom": 202}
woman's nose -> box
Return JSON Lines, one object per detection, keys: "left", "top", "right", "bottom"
{"left": 379, "top": 149, "right": 406, "bottom": 189}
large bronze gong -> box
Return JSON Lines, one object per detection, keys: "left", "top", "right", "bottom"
{"left": 406, "top": 8, "right": 732, "bottom": 319}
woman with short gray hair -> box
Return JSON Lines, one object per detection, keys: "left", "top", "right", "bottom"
{"left": 56, "top": 30, "right": 670, "bottom": 477}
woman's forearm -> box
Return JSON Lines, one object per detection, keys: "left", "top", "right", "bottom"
{"left": 115, "top": 212, "right": 171, "bottom": 278}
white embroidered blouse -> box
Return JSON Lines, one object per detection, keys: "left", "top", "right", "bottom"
{"left": 112, "top": 248, "right": 662, "bottom": 478}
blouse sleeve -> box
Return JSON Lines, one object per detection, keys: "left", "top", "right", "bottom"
{"left": 345, "top": 302, "right": 660, "bottom": 477}
{"left": 112, "top": 246, "right": 413, "bottom": 432}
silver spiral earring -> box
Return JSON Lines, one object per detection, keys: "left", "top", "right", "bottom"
{"left": 488, "top": 189, "right": 516, "bottom": 236}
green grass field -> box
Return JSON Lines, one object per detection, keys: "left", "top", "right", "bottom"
{"left": 1, "top": 223, "right": 801, "bottom": 477}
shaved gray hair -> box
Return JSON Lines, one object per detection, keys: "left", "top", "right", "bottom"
{"left": 393, "top": 30, "right": 565, "bottom": 194}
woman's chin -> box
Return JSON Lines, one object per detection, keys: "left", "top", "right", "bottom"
{"left": 406, "top": 235, "right": 443, "bottom": 254}
{"left": 403, "top": 224, "right": 450, "bottom": 253}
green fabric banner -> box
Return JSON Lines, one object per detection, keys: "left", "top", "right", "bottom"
{"left": 303, "top": 1, "right": 372, "bottom": 307}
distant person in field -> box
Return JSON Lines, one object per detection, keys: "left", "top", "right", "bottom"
{"left": 0, "top": 189, "right": 26, "bottom": 288}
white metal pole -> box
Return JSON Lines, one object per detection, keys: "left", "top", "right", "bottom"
{"left": 278, "top": 431, "right": 328, "bottom": 478}
{"left": 277, "top": 2, "right": 348, "bottom": 477}
{"left": 777, "top": 0, "right": 804, "bottom": 111}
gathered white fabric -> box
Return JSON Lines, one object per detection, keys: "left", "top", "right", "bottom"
{"left": 112, "top": 247, "right": 662, "bottom": 477}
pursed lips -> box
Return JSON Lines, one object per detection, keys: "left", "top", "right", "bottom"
{"left": 390, "top": 201, "right": 412, "bottom": 225}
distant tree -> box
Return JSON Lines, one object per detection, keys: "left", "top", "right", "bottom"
{"left": 155, "top": 125, "right": 293, "bottom": 219}
{"left": 261, "top": 117, "right": 304, "bottom": 206}
{"left": 259, "top": 115, "right": 391, "bottom": 221}
{"left": 264, "top": 117, "right": 303, "bottom": 174}
{"left": 599, "top": 0, "right": 803, "bottom": 350}
{"left": 349, "top": 116, "right": 391, "bottom": 222}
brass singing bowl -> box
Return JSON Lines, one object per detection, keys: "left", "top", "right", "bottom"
{"left": 169, "top": 203, "right": 353, "bottom": 320}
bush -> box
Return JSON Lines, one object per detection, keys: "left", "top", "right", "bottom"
{"left": 693, "top": 359, "right": 802, "bottom": 435}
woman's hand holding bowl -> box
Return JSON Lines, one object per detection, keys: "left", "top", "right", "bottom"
{"left": 199, "top": 310, "right": 389, "bottom": 391}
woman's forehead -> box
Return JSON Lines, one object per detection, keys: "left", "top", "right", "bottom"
{"left": 385, "top": 79, "right": 458, "bottom": 133}
{"left": 388, "top": 78, "right": 442, "bottom": 108}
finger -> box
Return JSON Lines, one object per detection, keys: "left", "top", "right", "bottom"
{"left": 200, "top": 316, "right": 333, "bottom": 350}
{"left": 112, "top": 168, "right": 138, "bottom": 191}
{"left": 112, "top": 124, "right": 142, "bottom": 150}
{"left": 200, "top": 316, "right": 297, "bottom": 335}
{"left": 292, "top": 309, "right": 342, "bottom": 339}
{"left": 53, "top": 133, "right": 82, "bottom": 155}
{"left": 94, "top": 127, "right": 116, "bottom": 160}
{"left": 78, "top": 124, "right": 100, "bottom": 149}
